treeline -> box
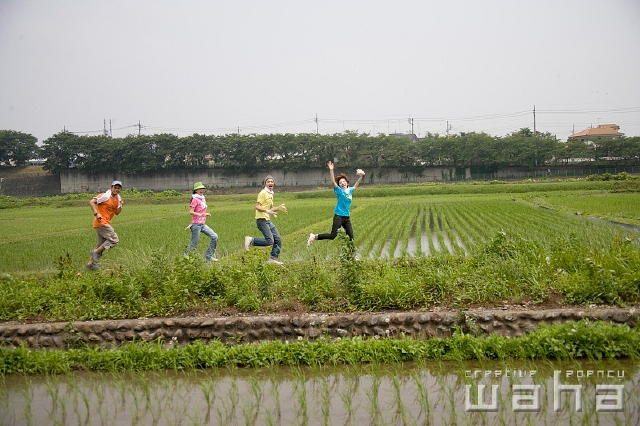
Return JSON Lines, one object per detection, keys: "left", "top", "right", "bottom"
{"left": 2, "top": 128, "right": 640, "bottom": 174}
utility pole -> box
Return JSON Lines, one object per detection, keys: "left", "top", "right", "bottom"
{"left": 137, "top": 120, "right": 142, "bottom": 136}
{"left": 446, "top": 121, "right": 452, "bottom": 137}
{"left": 533, "top": 105, "right": 536, "bottom": 136}
{"left": 407, "top": 116, "right": 414, "bottom": 135}
{"left": 315, "top": 113, "right": 318, "bottom": 134}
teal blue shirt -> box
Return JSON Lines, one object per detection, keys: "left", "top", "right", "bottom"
{"left": 334, "top": 186, "right": 354, "bottom": 216}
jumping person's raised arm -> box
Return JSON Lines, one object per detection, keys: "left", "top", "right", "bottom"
{"left": 353, "top": 168, "right": 365, "bottom": 189}
{"left": 328, "top": 161, "right": 337, "bottom": 188}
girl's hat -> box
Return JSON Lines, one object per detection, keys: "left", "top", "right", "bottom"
{"left": 193, "top": 182, "right": 206, "bottom": 190}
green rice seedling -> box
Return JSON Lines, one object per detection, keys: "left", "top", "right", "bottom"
{"left": 365, "top": 373, "right": 383, "bottom": 424}
{"left": 242, "top": 375, "right": 262, "bottom": 425}
{"left": 431, "top": 205, "right": 452, "bottom": 255}
{"left": 412, "top": 369, "right": 435, "bottom": 425}
{"left": 317, "top": 376, "right": 331, "bottom": 426}
{"left": 22, "top": 383, "right": 34, "bottom": 426}
{"left": 390, "top": 373, "right": 414, "bottom": 426}
{"left": 215, "top": 398, "right": 233, "bottom": 426}
{"left": 415, "top": 205, "right": 428, "bottom": 256}
{"left": 268, "top": 374, "right": 282, "bottom": 422}
{"left": 43, "top": 377, "right": 62, "bottom": 421}
{"left": 290, "top": 367, "right": 309, "bottom": 424}
{"left": 337, "top": 374, "right": 358, "bottom": 424}
{"left": 228, "top": 378, "right": 240, "bottom": 421}
{"left": 199, "top": 378, "right": 216, "bottom": 424}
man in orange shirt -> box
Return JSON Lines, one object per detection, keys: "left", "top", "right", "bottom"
{"left": 85, "top": 180, "right": 124, "bottom": 270}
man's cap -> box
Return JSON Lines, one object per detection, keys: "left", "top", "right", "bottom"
{"left": 264, "top": 175, "right": 274, "bottom": 184}
{"left": 193, "top": 182, "right": 206, "bottom": 190}
{"left": 111, "top": 180, "right": 123, "bottom": 187}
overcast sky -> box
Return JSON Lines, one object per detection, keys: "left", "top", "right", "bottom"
{"left": 1, "top": 0, "right": 639, "bottom": 144}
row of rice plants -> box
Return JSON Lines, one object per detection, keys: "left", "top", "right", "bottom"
{"left": 393, "top": 205, "right": 419, "bottom": 258}
{"left": 433, "top": 205, "right": 461, "bottom": 256}
{"left": 440, "top": 203, "right": 475, "bottom": 254}
{"left": 406, "top": 205, "right": 425, "bottom": 256}
{"left": 433, "top": 204, "right": 458, "bottom": 255}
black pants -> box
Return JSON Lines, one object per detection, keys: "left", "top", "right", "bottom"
{"left": 317, "top": 214, "right": 354, "bottom": 240}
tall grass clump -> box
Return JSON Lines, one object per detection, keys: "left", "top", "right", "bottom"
{"left": 338, "top": 235, "right": 362, "bottom": 305}
{"left": 454, "top": 231, "right": 551, "bottom": 305}
{"left": 551, "top": 233, "right": 640, "bottom": 305}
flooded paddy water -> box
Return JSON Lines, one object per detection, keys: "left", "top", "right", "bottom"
{"left": 1, "top": 359, "right": 638, "bottom": 425}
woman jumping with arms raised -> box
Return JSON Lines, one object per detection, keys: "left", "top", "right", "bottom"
{"left": 307, "top": 161, "right": 364, "bottom": 246}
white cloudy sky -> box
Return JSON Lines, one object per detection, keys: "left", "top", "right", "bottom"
{"left": 1, "top": 0, "right": 639, "bottom": 143}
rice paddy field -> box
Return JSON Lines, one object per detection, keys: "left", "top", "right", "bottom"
{"left": 1, "top": 181, "right": 639, "bottom": 273}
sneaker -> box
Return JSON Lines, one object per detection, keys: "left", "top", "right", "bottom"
{"left": 307, "top": 233, "right": 316, "bottom": 247}
{"left": 268, "top": 258, "right": 284, "bottom": 265}
{"left": 90, "top": 249, "right": 100, "bottom": 263}
{"left": 206, "top": 257, "right": 219, "bottom": 262}
{"left": 244, "top": 236, "right": 253, "bottom": 251}
{"left": 85, "top": 263, "right": 99, "bottom": 271}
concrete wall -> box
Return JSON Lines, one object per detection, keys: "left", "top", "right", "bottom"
{"left": 0, "top": 175, "right": 60, "bottom": 197}
{"left": 60, "top": 167, "right": 457, "bottom": 193}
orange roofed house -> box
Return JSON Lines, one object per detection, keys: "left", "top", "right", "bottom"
{"left": 567, "top": 124, "right": 624, "bottom": 142}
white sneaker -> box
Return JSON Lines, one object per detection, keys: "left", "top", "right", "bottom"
{"left": 206, "top": 257, "right": 219, "bottom": 262}
{"left": 268, "top": 258, "right": 284, "bottom": 265}
{"left": 244, "top": 236, "right": 253, "bottom": 251}
{"left": 307, "top": 233, "right": 316, "bottom": 247}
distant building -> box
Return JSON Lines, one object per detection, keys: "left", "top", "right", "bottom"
{"left": 389, "top": 133, "right": 419, "bottom": 142}
{"left": 567, "top": 124, "right": 624, "bottom": 142}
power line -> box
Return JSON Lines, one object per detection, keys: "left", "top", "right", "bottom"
{"left": 63, "top": 106, "right": 640, "bottom": 137}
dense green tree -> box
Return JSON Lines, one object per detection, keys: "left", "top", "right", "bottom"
{"left": 0, "top": 130, "right": 39, "bottom": 165}
{"left": 76, "top": 135, "right": 118, "bottom": 172}
{"left": 41, "top": 131, "right": 84, "bottom": 173}
{"left": 557, "top": 139, "right": 592, "bottom": 164}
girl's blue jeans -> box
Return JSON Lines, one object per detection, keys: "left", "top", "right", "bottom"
{"left": 184, "top": 224, "right": 218, "bottom": 260}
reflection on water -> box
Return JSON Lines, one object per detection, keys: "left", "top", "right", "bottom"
{"left": 1, "top": 359, "right": 639, "bottom": 425}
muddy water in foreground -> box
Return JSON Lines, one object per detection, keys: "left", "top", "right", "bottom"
{"left": 1, "top": 359, "right": 638, "bottom": 425}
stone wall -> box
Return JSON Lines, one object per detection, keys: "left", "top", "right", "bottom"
{"left": 0, "top": 308, "right": 636, "bottom": 349}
